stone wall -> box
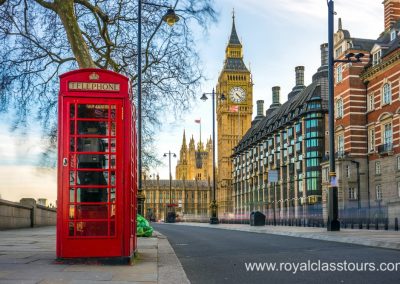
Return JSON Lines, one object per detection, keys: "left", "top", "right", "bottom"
{"left": 0, "top": 198, "right": 56, "bottom": 230}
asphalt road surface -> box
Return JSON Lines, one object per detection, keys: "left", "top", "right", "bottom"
{"left": 153, "top": 223, "right": 400, "bottom": 284}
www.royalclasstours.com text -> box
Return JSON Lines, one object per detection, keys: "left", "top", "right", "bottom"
{"left": 245, "top": 260, "right": 400, "bottom": 274}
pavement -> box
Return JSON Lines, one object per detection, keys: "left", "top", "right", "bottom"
{"left": 0, "top": 226, "right": 189, "bottom": 284}
{"left": 0, "top": 223, "right": 399, "bottom": 283}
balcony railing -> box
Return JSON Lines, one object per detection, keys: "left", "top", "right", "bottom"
{"left": 335, "top": 151, "right": 347, "bottom": 159}
{"left": 377, "top": 143, "right": 393, "bottom": 154}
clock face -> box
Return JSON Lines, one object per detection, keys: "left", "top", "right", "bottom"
{"left": 229, "top": 86, "right": 246, "bottom": 103}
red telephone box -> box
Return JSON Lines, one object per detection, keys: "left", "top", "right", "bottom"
{"left": 56, "top": 69, "right": 137, "bottom": 262}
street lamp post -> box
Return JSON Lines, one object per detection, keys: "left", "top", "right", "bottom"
{"left": 200, "top": 88, "right": 226, "bottom": 224}
{"left": 136, "top": 0, "right": 179, "bottom": 216}
{"left": 163, "top": 151, "right": 177, "bottom": 222}
{"left": 350, "top": 160, "right": 361, "bottom": 210}
{"left": 327, "top": 0, "right": 364, "bottom": 231}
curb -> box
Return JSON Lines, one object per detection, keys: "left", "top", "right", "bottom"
{"left": 173, "top": 223, "right": 400, "bottom": 251}
{"left": 155, "top": 231, "right": 190, "bottom": 284}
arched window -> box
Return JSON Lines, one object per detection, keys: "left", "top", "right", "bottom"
{"left": 382, "top": 83, "right": 391, "bottom": 105}
{"left": 336, "top": 99, "right": 343, "bottom": 118}
{"left": 336, "top": 64, "right": 342, "bottom": 83}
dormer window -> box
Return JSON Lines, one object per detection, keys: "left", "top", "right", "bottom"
{"left": 372, "top": 50, "right": 382, "bottom": 66}
{"left": 335, "top": 46, "right": 343, "bottom": 58}
{"left": 390, "top": 30, "right": 397, "bottom": 41}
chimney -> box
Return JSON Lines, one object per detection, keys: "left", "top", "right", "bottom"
{"left": 256, "top": 100, "right": 264, "bottom": 117}
{"left": 384, "top": 0, "right": 400, "bottom": 31}
{"left": 252, "top": 100, "right": 265, "bottom": 125}
{"left": 272, "top": 86, "right": 280, "bottom": 105}
{"left": 320, "top": 43, "right": 328, "bottom": 66}
{"left": 295, "top": 66, "right": 305, "bottom": 86}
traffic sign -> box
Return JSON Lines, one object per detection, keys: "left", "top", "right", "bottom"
{"left": 268, "top": 170, "right": 278, "bottom": 183}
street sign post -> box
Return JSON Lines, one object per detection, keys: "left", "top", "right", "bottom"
{"left": 268, "top": 170, "right": 278, "bottom": 226}
{"left": 268, "top": 170, "right": 278, "bottom": 183}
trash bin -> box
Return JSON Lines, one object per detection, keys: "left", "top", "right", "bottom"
{"left": 250, "top": 211, "right": 265, "bottom": 226}
{"left": 166, "top": 211, "right": 176, "bottom": 223}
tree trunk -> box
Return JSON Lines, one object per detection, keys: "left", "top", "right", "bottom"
{"left": 55, "top": 0, "right": 95, "bottom": 68}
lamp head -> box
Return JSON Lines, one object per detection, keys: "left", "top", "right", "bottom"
{"left": 173, "top": 153, "right": 177, "bottom": 158}
{"left": 220, "top": 93, "right": 226, "bottom": 101}
{"left": 163, "top": 8, "right": 180, "bottom": 27}
{"left": 200, "top": 93, "right": 208, "bottom": 101}
{"left": 163, "top": 153, "right": 167, "bottom": 157}
{"left": 344, "top": 52, "right": 355, "bottom": 60}
{"left": 354, "top": 53, "right": 365, "bottom": 61}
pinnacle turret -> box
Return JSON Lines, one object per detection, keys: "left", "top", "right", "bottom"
{"left": 229, "top": 9, "right": 241, "bottom": 46}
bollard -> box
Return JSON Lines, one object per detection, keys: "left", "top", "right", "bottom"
{"left": 366, "top": 219, "right": 370, "bottom": 230}
{"left": 395, "top": 218, "right": 398, "bottom": 231}
{"left": 375, "top": 219, "right": 379, "bottom": 230}
{"left": 384, "top": 218, "right": 388, "bottom": 230}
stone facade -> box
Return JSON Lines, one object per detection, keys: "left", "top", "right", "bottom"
{"left": 175, "top": 131, "right": 213, "bottom": 181}
{"left": 0, "top": 198, "right": 56, "bottom": 230}
{"left": 143, "top": 178, "right": 211, "bottom": 221}
{"left": 216, "top": 13, "right": 253, "bottom": 216}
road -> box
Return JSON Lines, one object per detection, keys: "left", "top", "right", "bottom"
{"left": 153, "top": 223, "right": 400, "bottom": 284}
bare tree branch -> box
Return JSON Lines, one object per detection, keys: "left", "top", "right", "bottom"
{"left": 0, "top": 0, "right": 217, "bottom": 168}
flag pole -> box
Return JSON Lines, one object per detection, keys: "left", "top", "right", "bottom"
{"left": 200, "top": 119, "right": 202, "bottom": 145}
{"left": 238, "top": 107, "right": 241, "bottom": 142}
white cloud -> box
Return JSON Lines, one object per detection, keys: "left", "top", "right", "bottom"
{"left": 0, "top": 124, "right": 45, "bottom": 165}
{"left": 0, "top": 165, "right": 57, "bottom": 205}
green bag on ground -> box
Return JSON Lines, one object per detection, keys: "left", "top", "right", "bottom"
{"left": 137, "top": 214, "right": 153, "bottom": 237}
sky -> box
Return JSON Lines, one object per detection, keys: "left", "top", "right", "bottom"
{"left": 151, "top": 0, "right": 383, "bottom": 179}
{"left": 0, "top": 0, "right": 384, "bottom": 204}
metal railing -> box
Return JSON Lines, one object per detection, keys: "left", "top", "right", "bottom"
{"left": 377, "top": 143, "right": 393, "bottom": 154}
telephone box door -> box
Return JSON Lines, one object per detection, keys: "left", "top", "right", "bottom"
{"left": 60, "top": 98, "right": 124, "bottom": 257}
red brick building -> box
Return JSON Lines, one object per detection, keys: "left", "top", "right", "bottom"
{"left": 322, "top": 0, "right": 400, "bottom": 225}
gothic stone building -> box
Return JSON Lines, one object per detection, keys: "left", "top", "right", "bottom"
{"left": 215, "top": 14, "right": 253, "bottom": 216}
{"left": 143, "top": 177, "right": 211, "bottom": 221}
{"left": 175, "top": 131, "right": 213, "bottom": 181}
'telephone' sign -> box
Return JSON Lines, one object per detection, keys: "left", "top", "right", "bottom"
{"left": 68, "top": 82, "right": 120, "bottom": 92}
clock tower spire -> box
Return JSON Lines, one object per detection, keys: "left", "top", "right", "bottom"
{"left": 216, "top": 11, "right": 253, "bottom": 216}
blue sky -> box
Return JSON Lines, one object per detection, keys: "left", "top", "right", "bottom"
{"left": 152, "top": 0, "right": 383, "bottom": 179}
{"left": 0, "top": 0, "right": 384, "bottom": 203}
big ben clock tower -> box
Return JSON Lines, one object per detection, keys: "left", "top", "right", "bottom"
{"left": 216, "top": 12, "right": 253, "bottom": 215}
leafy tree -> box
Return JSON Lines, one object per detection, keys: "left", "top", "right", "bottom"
{"left": 0, "top": 0, "right": 217, "bottom": 168}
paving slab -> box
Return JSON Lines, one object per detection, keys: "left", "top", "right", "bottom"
{"left": 0, "top": 226, "right": 189, "bottom": 283}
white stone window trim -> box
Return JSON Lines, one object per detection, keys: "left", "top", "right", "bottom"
{"left": 368, "top": 128, "right": 375, "bottom": 153}
{"left": 348, "top": 187, "right": 357, "bottom": 200}
{"left": 345, "top": 165, "right": 351, "bottom": 178}
{"left": 336, "top": 64, "right": 343, "bottom": 83}
{"left": 382, "top": 122, "right": 393, "bottom": 147}
{"left": 372, "top": 49, "right": 382, "bottom": 66}
{"left": 375, "top": 161, "right": 381, "bottom": 175}
{"left": 335, "top": 98, "right": 344, "bottom": 118}
{"left": 376, "top": 184, "right": 382, "bottom": 200}
{"left": 367, "top": 93, "right": 374, "bottom": 112}
{"left": 382, "top": 82, "right": 392, "bottom": 106}
{"left": 397, "top": 156, "right": 400, "bottom": 171}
